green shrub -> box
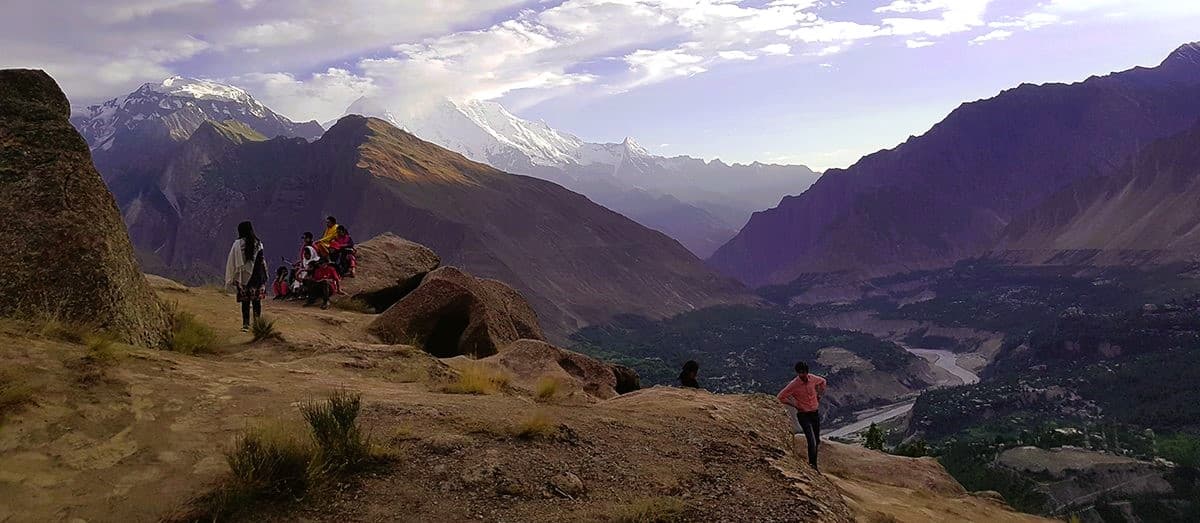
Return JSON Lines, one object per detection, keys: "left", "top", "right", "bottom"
{"left": 225, "top": 423, "right": 314, "bottom": 500}
{"left": 167, "top": 311, "right": 218, "bottom": 355}
{"left": 251, "top": 316, "right": 281, "bottom": 343}
{"left": 301, "top": 391, "right": 371, "bottom": 474}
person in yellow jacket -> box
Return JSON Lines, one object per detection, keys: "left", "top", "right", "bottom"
{"left": 315, "top": 215, "right": 338, "bottom": 257}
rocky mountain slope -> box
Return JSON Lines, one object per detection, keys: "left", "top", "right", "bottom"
{"left": 997, "top": 115, "right": 1200, "bottom": 264}
{"left": 0, "top": 69, "right": 169, "bottom": 345}
{"left": 710, "top": 43, "right": 1200, "bottom": 287}
{"left": 133, "top": 113, "right": 752, "bottom": 336}
{"left": 346, "top": 96, "right": 820, "bottom": 257}
{"left": 70, "top": 76, "right": 322, "bottom": 219}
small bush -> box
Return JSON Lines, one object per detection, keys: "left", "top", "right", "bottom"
{"left": 0, "top": 373, "right": 34, "bottom": 423}
{"left": 87, "top": 335, "right": 121, "bottom": 364}
{"left": 225, "top": 423, "right": 314, "bottom": 501}
{"left": 182, "top": 391, "right": 379, "bottom": 520}
{"left": 609, "top": 497, "right": 686, "bottom": 523}
{"left": 513, "top": 411, "right": 558, "bottom": 440}
{"left": 168, "top": 311, "right": 218, "bottom": 355}
{"left": 438, "top": 363, "right": 510, "bottom": 395}
{"left": 251, "top": 316, "right": 281, "bottom": 343}
{"left": 535, "top": 376, "right": 562, "bottom": 402}
{"left": 301, "top": 391, "right": 371, "bottom": 474}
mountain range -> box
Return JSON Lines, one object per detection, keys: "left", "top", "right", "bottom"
{"left": 709, "top": 43, "right": 1200, "bottom": 287}
{"left": 70, "top": 80, "right": 753, "bottom": 335}
{"left": 343, "top": 96, "right": 821, "bottom": 257}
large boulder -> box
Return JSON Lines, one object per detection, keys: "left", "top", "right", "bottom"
{"left": 486, "top": 339, "right": 640, "bottom": 399}
{"left": 0, "top": 69, "right": 170, "bottom": 346}
{"left": 337, "top": 233, "right": 440, "bottom": 310}
{"left": 368, "top": 266, "right": 543, "bottom": 357}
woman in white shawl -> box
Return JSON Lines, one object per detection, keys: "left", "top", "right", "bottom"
{"left": 225, "top": 221, "right": 267, "bottom": 331}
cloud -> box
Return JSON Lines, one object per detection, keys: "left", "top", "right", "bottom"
{"left": 969, "top": 29, "right": 1013, "bottom": 45}
{"left": 233, "top": 68, "right": 378, "bottom": 123}
{"left": 759, "top": 43, "right": 792, "bottom": 55}
{"left": 905, "top": 38, "right": 935, "bottom": 48}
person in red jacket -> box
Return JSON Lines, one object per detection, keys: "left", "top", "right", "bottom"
{"left": 777, "top": 361, "right": 827, "bottom": 470}
{"left": 303, "top": 259, "right": 341, "bottom": 309}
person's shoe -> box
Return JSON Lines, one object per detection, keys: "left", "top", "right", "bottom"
{"left": 241, "top": 325, "right": 250, "bottom": 332}
{"left": 320, "top": 301, "right": 330, "bottom": 310}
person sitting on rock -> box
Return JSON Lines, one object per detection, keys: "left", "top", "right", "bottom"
{"left": 272, "top": 266, "right": 290, "bottom": 300}
{"left": 777, "top": 361, "right": 827, "bottom": 471}
{"left": 315, "top": 216, "right": 338, "bottom": 257}
{"left": 303, "top": 258, "right": 341, "bottom": 309}
{"left": 327, "top": 225, "right": 357, "bottom": 277}
{"left": 679, "top": 360, "right": 701, "bottom": 389}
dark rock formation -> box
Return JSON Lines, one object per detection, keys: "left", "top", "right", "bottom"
{"left": 0, "top": 69, "right": 170, "bottom": 345}
{"left": 336, "top": 233, "right": 440, "bottom": 310}
{"left": 368, "top": 266, "right": 544, "bottom": 357}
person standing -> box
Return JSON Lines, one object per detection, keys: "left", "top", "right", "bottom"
{"left": 225, "top": 221, "right": 268, "bottom": 331}
{"left": 679, "top": 360, "right": 701, "bottom": 389}
{"left": 777, "top": 361, "right": 827, "bottom": 471}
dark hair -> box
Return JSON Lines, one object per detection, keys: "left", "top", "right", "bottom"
{"left": 795, "top": 361, "right": 809, "bottom": 383}
{"left": 276, "top": 266, "right": 288, "bottom": 277}
{"left": 682, "top": 360, "right": 699, "bottom": 373}
{"left": 326, "top": 216, "right": 337, "bottom": 225}
{"left": 336, "top": 225, "right": 348, "bottom": 236}
{"left": 237, "top": 221, "right": 258, "bottom": 262}
{"left": 303, "top": 231, "right": 313, "bottom": 241}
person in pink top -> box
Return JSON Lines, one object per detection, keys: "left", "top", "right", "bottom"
{"left": 777, "top": 361, "right": 827, "bottom": 470}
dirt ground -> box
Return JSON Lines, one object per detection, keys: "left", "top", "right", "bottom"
{"left": 0, "top": 280, "right": 1046, "bottom": 522}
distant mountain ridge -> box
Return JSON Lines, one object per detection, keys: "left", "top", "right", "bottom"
{"left": 344, "top": 96, "right": 821, "bottom": 257}
{"left": 710, "top": 43, "right": 1200, "bottom": 287}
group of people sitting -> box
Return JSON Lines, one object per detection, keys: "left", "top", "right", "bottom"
{"left": 270, "top": 215, "right": 357, "bottom": 309}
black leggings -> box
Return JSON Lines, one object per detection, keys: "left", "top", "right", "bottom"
{"left": 241, "top": 299, "right": 262, "bottom": 326}
{"left": 796, "top": 410, "right": 821, "bottom": 469}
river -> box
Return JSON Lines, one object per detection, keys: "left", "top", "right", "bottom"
{"left": 825, "top": 346, "right": 980, "bottom": 439}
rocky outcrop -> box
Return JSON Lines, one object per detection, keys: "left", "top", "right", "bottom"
{"left": 0, "top": 69, "right": 170, "bottom": 346}
{"left": 368, "top": 266, "right": 544, "bottom": 357}
{"left": 336, "top": 233, "right": 440, "bottom": 310}
{"left": 486, "top": 339, "right": 637, "bottom": 399}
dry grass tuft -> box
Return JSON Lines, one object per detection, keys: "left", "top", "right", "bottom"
{"left": 437, "top": 363, "right": 510, "bottom": 395}
{"left": 608, "top": 496, "right": 687, "bottom": 523}
{"left": 40, "top": 317, "right": 98, "bottom": 344}
{"left": 534, "top": 376, "right": 563, "bottom": 402}
{"left": 512, "top": 411, "right": 558, "bottom": 440}
{"left": 166, "top": 309, "right": 218, "bottom": 355}
{"left": 0, "top": 372, "right": 35, "bottom": 424}
{"left": 177, "top": 391, "right": 380, "bottom": 521}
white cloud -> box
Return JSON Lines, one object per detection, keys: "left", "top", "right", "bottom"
{"left": 233, "top": 68, "right": 377, "bottom": 123}
{"left": 906, "top": 38, "right": 935, "bottom": 48}
{"left": 718, "top": 50, "right": 758, "bottom": 61}
{"left": 760, "top": 43, "right": 792, "bottom": 55}
{"left": 970, "top": 29, "right": 1013, "bottom": 45}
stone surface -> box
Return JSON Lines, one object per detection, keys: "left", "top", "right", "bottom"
{"left": 336, "top": 233, "right": 440, "bottom": 310}
{"left": 0, "top": 69, "right": 170, "bottom": 346}
{"left": 486, "top": 339, "right": 640, "bottom": 400}
{"left": 368, "top": 266, "right": 544, "bottom": 357}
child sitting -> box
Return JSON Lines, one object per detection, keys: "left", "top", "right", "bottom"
{"left": 272, "top": 266, "right": 289, "bottom": 300}
{"left": 303, "top": 259, "right": 341, "bottom": 309}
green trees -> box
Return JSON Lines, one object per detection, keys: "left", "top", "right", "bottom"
{"left": 864, "top": 423, "right": 885, "bottom": 451}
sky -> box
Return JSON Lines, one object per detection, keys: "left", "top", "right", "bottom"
{"left": 4, "top": 0, "right": 1200, "bottom": 170}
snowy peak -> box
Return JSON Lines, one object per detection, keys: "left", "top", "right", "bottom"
{"left": 72, "top": 76, "right": 322, "bottom": 150}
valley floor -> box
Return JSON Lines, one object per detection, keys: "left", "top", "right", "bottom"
{"left": 0, "top": 280, "right": 1044, "bottom": 522}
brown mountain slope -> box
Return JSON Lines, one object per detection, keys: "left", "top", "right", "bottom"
{"left": 996, "top": 116, "right": 1200, "bottom": 264}
{"left": 142, "top": 115, "right": 751, "bottom": 336}
{"left": 710, "top": 43, "right": 1200, "bottom": 287}
{"left": 0, "top": 69, "right": 169, "bottom": 345}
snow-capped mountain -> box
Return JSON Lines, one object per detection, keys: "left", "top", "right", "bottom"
{"left": 344, "top": 96, "right": 821, "bottom": 257}
{"left": 72, "top": 76, "right": 322, "bottom": 151}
